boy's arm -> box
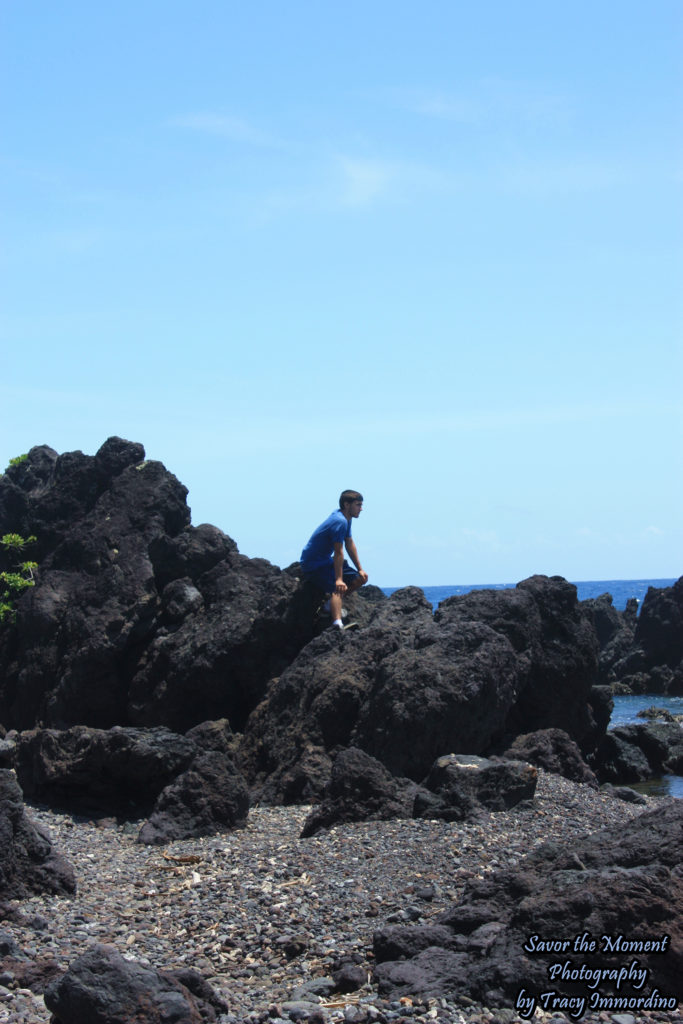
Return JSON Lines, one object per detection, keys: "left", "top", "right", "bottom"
{"left": 345, "top": 537, "right": 368, "bottom": 583}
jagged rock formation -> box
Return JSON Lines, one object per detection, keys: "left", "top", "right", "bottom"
{"left": 434, "top": 576, "right": 607, "bottom": 749}
{"left": 374, "top": 799, "right": 683, "bottom": 1007}
{"left": 300, "top": 748, "right": 538, "bottom": 837}
{"left": 2, "top": 438, "right": 679, "bottom": 823}
{"left": 0, "top": 438, "right": 323, "bottom": 733}
{"left": 581, "top": 592, "right": 638, "bottom": 685}
{"left": 240, "top": 577, "right": 603, "bottom": 803}
{"left": 300, "top": 747, "right": 418, "bottom": 837}
{"left": 501, "top": 728, "right": 599, "bottom": 788}
{"left": 590, "top": 720, "right": 683, "bottom": 783}
{"left": 583, "top": 580, "right": 683, "bottom": 695}
{"left": 613, "top": 577, "right": 683, "bottom": 693}
{"left": 1, "top": 438, "right": 681, "bottom": 1023}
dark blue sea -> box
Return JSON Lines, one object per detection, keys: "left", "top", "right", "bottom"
{"left": 382, "top": 577, "right": 677, "bottom": 612}
{"left": 382, "top": 578, "right": 682, "bottom": 798}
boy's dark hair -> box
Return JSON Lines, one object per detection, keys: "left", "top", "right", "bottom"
{"left": 339, "top": 490, "right": 363, "bottom": 509}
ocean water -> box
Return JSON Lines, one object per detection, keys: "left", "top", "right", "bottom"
{"left": 607, "top": 693, "right": 683, "bottom": 800}
{"left": 381, "top": 577, "right": 682, "bottom": 798}
{"left": 382, "top": 577, "right": 678, "bottom": 612}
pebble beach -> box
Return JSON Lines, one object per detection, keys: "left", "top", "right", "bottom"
{"left": 2, "top": 772, "right": 681, "bottom": 1024}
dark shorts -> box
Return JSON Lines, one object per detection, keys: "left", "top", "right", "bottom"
{"left": 303, "top": 560, "right": 359, "bottom": 593}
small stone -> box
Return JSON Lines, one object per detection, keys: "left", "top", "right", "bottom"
{"left": 290, "top": 977, "right": 335, "bottom": 1000}
{"left": 281, "top": 1000, "right": 327, "bottom": 1022}
{"left": 333, "top": 962, "right": 367, "bottom": 993}
{"left": 415, "top": 886, "right": 435, "bottom": 901}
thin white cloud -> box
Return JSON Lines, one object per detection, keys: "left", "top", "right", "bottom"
{"left": 254, "top": 154, "right": 449, "bottom": 219}
{"left": 408, "top": 92, "right": 481, "bottom": 123}
{"left": 338, "top": 157, "right": 392, "bottom": 206}
{"left": 404, "top": 78, "right": 571, "bottom": 127}
{"left": 170, "top": 112, "right": 275, "bottom": 146}
{"left": 336, "top": 154, "right": 451, "bottom": 207}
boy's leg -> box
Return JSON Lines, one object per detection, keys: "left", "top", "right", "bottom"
{"left": 329, "top": 590, "right": 344, "bottom": 622}
{"left": 328, "top": 566, "right": 364, "bottom": 625}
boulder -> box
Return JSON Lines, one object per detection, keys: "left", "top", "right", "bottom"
{"left": 240, "top": 577, "right": 603, "bottom": 803}
{"left": 137, "top": 750, "right": 249, "bottom": 845}
{"left": 300, "top": 747, "right": 417, "bottom": 837}
{"left": 434, "top": 575, "right": 601, "bottom": 750}
{"left": 240, "top": 586, "right": 520, "bottom": 802}
{"left": 637, "top": 704, "right": 682, "bottom": 723}
{"left": 43, "top": 943, "right": 229, "bottom": 1023}
{"left": 184, "top": 717, "right": 241, "bottom": 756}
{"left": 588, "top": 729, "right": 653, "bottom": 784}
{"left": 590, "top": 721, "right": 683, "bottom": 784}
{"left": 501, "top": 728, "right": 599, "bottom": 788}
{"left": 0, "top": 769, "right": 76, "bottom": 899}
{"left": 413, "top": 754, "right": 537, "bottom": 822}
{"left": 635, "top": 577, "right": 683, "bottom": 670}
{"left": 581, "top": 592, "right": 636, "bottom": 685}
{"left": 302, "top": 750, "right": 537, "bottom": 836}
{"left": 374, "top": 800, "right": 683, "bottom": 1006}
{"left": 599, "top": 782, "right": 648, "bottom": 804}
{"left": 15, "top": 725, "right": 197, "bottom": 817}
{"left": 606, "top": 577, "right": 683, "bottom": 694}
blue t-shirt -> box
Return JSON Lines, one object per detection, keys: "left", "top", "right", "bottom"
{"left": 301, "top": 509, "right": 351, "bottom": 571}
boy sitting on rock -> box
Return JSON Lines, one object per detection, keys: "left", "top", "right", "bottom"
{"left": 300, "top": 490, "right": 368, "bottom": 629}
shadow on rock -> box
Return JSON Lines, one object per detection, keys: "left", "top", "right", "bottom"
{"left": 0, "top": 769, "right": 76, "bottom": 900}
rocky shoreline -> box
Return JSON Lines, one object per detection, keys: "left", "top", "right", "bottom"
{"left": 1, "top": 439, "right": 682, "bottom": 1022}
{"left": 1, "top": 772, "right": 681, "bottom": 1024}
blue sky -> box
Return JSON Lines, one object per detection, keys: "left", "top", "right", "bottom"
{"left": 1, "top": 1, "right": 681, "bottom": 586}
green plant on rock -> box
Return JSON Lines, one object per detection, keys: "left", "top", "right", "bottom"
{"left": 0, "top": 533, "right": 38, "bottom": 624}
{"left": 8, "top": 453, "right": 28, "bottom": 468}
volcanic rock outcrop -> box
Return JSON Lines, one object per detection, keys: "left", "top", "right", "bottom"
{"left": 374, "top": 799, "right": 683, "bottom": 1007}
{"left": 590, "top": 720, "right": 683, "bottom": 784}
{"left": 0, "top": 438, "right": 322, "bottom": 733}
{"left": 3, "top": 437, "right": 674, "bottom": 822}
{"left": 240, "top": 577, "right": 603, "bottom": 803}
{"left": 584, "top": 579, "right": 683, "bottom": 695}
{"left": 614, "top": 577, "right": 683, "bottom": 694}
